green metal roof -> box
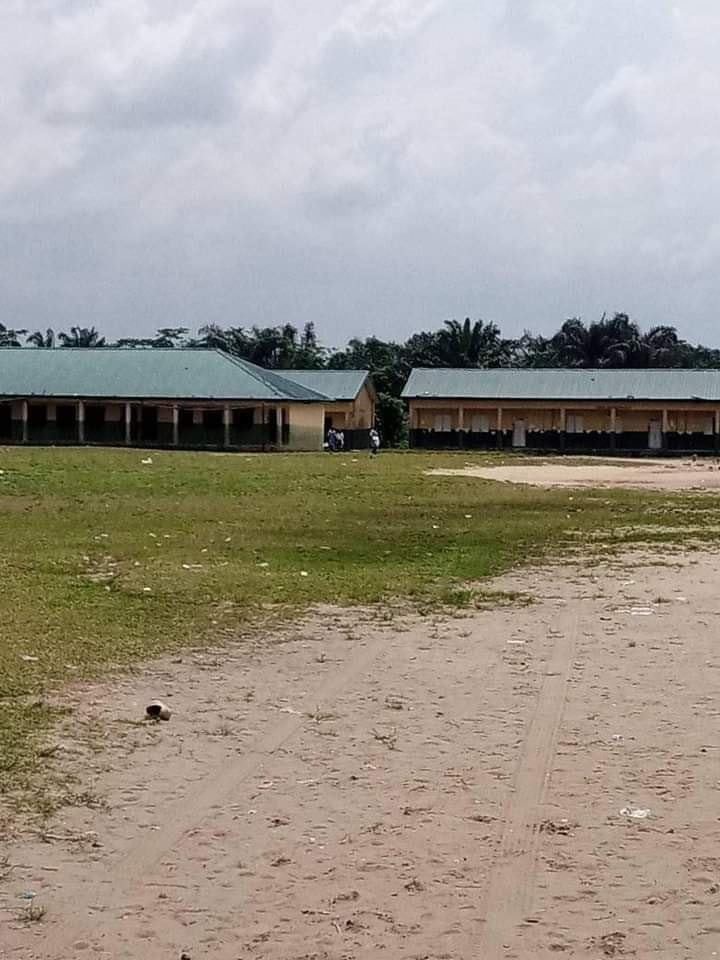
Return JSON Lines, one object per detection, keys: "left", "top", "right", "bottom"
{"left": 283, "top": 369, "right": 370, "bottom": 401}
{"left": 402, "top": 368, "right": 720, "bottom": 402}
{"left": 0, "top": 348, "right": 328, "bottom": 401}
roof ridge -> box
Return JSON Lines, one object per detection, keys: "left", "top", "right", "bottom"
{"left": 216, "top": 351, "right": 331, "bottom": 400}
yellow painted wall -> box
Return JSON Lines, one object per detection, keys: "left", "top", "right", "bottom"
{"left": 286, "top": 403, "right": 325, "bottom": 451}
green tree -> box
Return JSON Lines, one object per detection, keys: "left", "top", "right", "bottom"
{"left": 26, "top": 328, "right": 55, "bottom": 348}
{"left": 438, "top": 318, "right": 510, "bottom": 367}
{"left": 0, "top": 324, "right": 28, "bottom": 347}
{"left": 58, "top": 326, "right": 106, "bottom": 348}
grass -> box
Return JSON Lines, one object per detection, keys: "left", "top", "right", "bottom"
{"left": 2, "top": 446, "right": 720, "bottom": 805}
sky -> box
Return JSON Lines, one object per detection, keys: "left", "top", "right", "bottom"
{"left": 3, "top": 1, "right": 720, "bottom": 347}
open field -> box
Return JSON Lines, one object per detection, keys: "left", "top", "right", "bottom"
{"left": 3, "top": 448, "right": 720, "bottom": 804}
{"left": 3, "top": 449, "right": 720, "bottom": 956}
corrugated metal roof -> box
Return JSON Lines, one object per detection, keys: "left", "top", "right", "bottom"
{"left": 283, "top": 369, "right": 370, "bottom": 400}
{"left": 402, "top": 368, "right": 720, "bottom": 402}
{"left": 0, "top": 348, "right": 329, "bottom": 401}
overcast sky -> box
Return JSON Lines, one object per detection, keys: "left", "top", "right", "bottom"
{"left": 3, "top": 1, "right": 720, "bottom": 346}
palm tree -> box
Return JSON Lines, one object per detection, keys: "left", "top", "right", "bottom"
{"left": 552, "top": 314, "right": 641, "bottom": 367}
{"left": 0, "top": 324, "right": 28, "bottom": 347}
{"left": 438, "top": 318, "right": 509, "bottom": 367}
{"left": 58, "top": 326, "right": 106, "bottom": 348}
{"left": 27, "top": 328, "right": 55, "bottom": 348}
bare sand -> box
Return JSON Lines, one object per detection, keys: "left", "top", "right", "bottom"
{"left": 3, "top": 551, "right": 720, "bottom": 958}
{"left": 430, "top": 456, "right": 720, "bottom": 491}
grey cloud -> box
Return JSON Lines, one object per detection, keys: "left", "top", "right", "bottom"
{"left": 2, "top": 2, "right": 720, "bottom": 346}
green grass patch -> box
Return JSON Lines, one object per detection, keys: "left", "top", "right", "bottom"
{"left": 2, "top": 446, "right": 720, "bottom": 804}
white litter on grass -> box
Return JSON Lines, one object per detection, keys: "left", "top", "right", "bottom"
{"left": 141, "top": 458, "right": 153, "bottom": 465}
{"left": 224, "top": 536, "right": 232, "bottom": 542}
{"left": 148, "top": 533, "right": 157, "bottom": 538}
{"left": 300, "top": 570, "right": 309, "bottom": 577}
{"left": 258, "top": 561, "right": 269, "bottom": 568}
{"left": 620, "top": 807, "right": 650, "bottom": 819}
{"left": 142, "top": 587, "right": 152, "bottom": 593}
{"left": 432, "top": 524, "right": 439, "bottom": 529}
{"left": 182, "top": 563, "right": 204, "bottom": 570}
{"left": 618, "top": 606, "right": 654, "bottom": 616}
{"left": 20, "top": 654, "right": 39, "bottom": 662}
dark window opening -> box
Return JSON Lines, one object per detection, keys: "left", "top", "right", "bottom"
{"left": 0, "top": 405, "right": 11, "bottom": 437}
{"left": 28, "top": 404, "right": 48, "bottom": 426}
{"left": 232, "top": 408, "right": 254, "bottom": 431}
{"left": 56, "top": 404, "right": 76, "bottom": 428}
{"left": 203, "top": 409, "right": 223, "bottom": 430}
{"left": 178, "top": 408, "right": 194, "bottom": 430}
{"left": 141, "top": 406, "right": 158, "bottom": 440}
{"left": 85, "top": 405, "right": 105, "bottom": 429}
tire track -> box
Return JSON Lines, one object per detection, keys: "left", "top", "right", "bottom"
{"left": 479, "top": 609, "right": 579, "bottom": 956}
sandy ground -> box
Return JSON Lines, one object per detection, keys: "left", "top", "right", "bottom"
{"left": 2, "top": 551, "right": 720, "bottom": 959}
{"left": 430, "top": 456, "right": 720, "bottom": 490}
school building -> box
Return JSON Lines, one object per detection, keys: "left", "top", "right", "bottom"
{"left": 0, "top": 348, "right": 372, "bottom": 452}
{"left": 403, "top": 368, "right": 720, "bottom": 454}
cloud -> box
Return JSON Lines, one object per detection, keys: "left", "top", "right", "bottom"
{"left": 2, "top": 1, "right": 720, "bottom": 345}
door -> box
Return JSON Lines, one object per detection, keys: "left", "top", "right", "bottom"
{"left": 648, "top": 419, "right": 662, "bottom": 450}
{"left": 512, "top": 419, "right": 526, "bottom": 447}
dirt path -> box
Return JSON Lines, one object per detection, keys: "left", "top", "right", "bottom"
{"left": 430, "top": 457, "right": 720, "bottom": 490}
{"left": 3, "top": 552, "right": 720, "bottom": 958}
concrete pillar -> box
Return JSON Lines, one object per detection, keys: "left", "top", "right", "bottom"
{"left": 715, "top": 410, "right": 720, "bottom": 454}
{"left": 662, "top": 408, "right": 669, "bottom": 450}
{"left": 172, "top": 405, "right": 179, "bottom": 447}
{"left": 559, "top": 407, "right": 566, "bottom": 451}
{"left": 77, "top": 400, "right": 85, "bottom": 444}
{"left": 610, "top": 407, "right": 617, "bottom": 452}
{"left": 223, "top": 405, "right": 231, "bottom": 448}
{"left": 457, "top": 405, "right": 464, "bottom": 448}
{"left": 21, "top": 400, "right": 28, "bottom": 444}
{"left": 496, "top": 407, "right": 503, "bottom": 449}
{"left": 125, "top": 403, "right": 132, "bottom": 445}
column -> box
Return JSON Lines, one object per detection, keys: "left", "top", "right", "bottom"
{"left": 662, "top": 408, "right": 669, "bottom": 450}
{"left": 496, "top": 407, "right": 503, "bottom": 449}
{"left": 715, "top": 409, "right": 720, "bottom": 454}
{"left": 610, "top": 407, "right": 617, "bottom": 452}
{"left": 559, "top": 407, "right": 566, "bottom": 451}
{"left": 223, "top": 405, "right": 231, "bottom": 449}
{"left": 21, "top": 400, "right": 28, "bottom": 444}
{"left": 77, "top": 400, "right": 85, "bottom": 444}
{"left": 457, "top": 405, "right": 464, "bottom": 448}
{"left": 125, "top": 403, "right": 132, "bottom": 445}
{"left": 172, "top": 405, "right": 179, "bottom": 447}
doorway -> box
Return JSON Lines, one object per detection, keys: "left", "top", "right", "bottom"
{"left": 648, "top": 419, "right": 662, "bottom": 450}
{"left": 512, "top": 419, "right": 526, "bottom": 447}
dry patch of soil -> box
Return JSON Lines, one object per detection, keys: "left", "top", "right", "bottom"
{"left": 3, "top": 553, "right": 720, "bottom": 958}
{"left": 431, "top": 456, "right": 720, "bottom": 491}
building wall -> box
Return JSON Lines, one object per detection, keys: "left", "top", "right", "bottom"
{"left": 408, "top": 398, "right": 720, "bottom": 452}
{"left": 286, "top": 402, "right": 325, "bottom": 451}
{"left": 323, "top": 385, "right": 375, "bottom": 430}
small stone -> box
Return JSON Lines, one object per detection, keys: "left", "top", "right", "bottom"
{"left": 146, "top": 701, "right": 171, "bottom": 721}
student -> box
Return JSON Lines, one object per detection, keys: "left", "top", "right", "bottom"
{"left": 337, "top": 430, "right": 345, "bottom": 452}
{"left": 326, "top": 427, "right": 337, "bottom": 452}
{"left": 369, "top": 427, "right": 380, "bottom": 455}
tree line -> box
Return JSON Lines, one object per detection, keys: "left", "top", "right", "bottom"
{"left": 2, "top": 314, "right": 719, "bottom": 444}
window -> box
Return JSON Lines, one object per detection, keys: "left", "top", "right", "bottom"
{"left": 233, "top": 408, "right": 254, "bottom": 431}
{"left": 28, "top": 404, "right": 47, "bottom": 426}
{"left": 178, "top": 408, "right": 194, "bottom": 430}
{"left": 566, "top": 414, "right": 584, "bottom": 433}
{"left": 434, "top": 414, "right": 452, "bottom": 431}
{"left": 56, "top": 404, "right": 76, "bottom": 428}
{"left": 85, "top": 405, "right": 105, "bottom": 430}
{"left": 470, "top": 413, "right": 490, "bottom": 433}
{"left": 203, "top": 409, "right": 223, "bottom": 429}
